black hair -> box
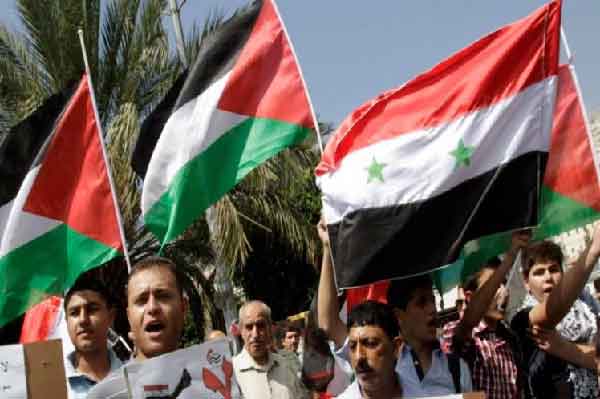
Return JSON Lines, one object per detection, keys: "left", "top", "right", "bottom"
{"left": 64, "top": 272, "right": 113, "bottom": 310}
{"left": 386, "top": 274, "right": 433, "bottom": 311}
{"left": 347, "top": 300, "right": 399, "bottom": 340}
{"left": 127, "top": 256, "right": 184, "bottom": 296}
{"left": 522, "top": 241, "right": 563, "bottom": 279}
{"left": 462, "top": 256, "right": 502, "bottom": 293}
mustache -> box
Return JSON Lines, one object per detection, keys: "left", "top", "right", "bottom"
{"left": 355, "top": 359, "right": 374, "bottom": 374}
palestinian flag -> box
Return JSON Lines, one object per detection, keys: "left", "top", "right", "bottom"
{"left": 316, "top": 1, "right": 561, "bottom": 288}
{"left": 434, "top": 63, "right": 600, "bottom": 294}
{"left": 0, "top": 75, "right": 123, "bottom": 326}
{"left": 133, "top": 0, "right": 316, "bottom": 245}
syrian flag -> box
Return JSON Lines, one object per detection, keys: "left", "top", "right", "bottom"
{"left": 132, "top": 0, "right": 316, "bottom": 245}
{"left": 0, "top": 75, "right": 124, "bottom": 326}
{"left": 434, "top": 63, "right": 600, "bottom": 294}
{"left": 316, "top": 1, "right": 561, "bottom": 288}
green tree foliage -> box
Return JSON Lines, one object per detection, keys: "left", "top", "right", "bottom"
{"left": 0, "top": 0, "right": 324, "bottom": 343}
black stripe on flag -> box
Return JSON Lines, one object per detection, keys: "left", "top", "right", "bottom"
{"left": 329, "top": 151, "right": 546, "bottom": 288}
{"left": 131, "top": 0, "right": 262, "bottom": 178}
{"left": 0, "top": 83, "right": 76, "bottom": 207}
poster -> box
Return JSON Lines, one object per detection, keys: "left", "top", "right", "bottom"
{"left": 126, "top": 339, "right": 241, "bottom": 399}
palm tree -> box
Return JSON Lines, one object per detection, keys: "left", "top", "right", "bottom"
{"left": 0, "top": 0, "right": 323, "bottom": 339}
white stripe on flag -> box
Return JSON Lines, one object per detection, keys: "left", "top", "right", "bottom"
{"left": 319, "top": 77, "right": 557, "bottom": 224}
{"left": 0, "top": 166, "right": 61, "bottom": 256}
{"left": 142, "top": 72, "right": 247, "bottom": 214}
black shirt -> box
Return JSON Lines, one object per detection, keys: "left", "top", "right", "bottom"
{"left": 511, "top": 308, "right": 573, "bottom": 399}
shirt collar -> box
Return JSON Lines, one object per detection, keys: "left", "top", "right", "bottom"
{"left": 400, "top": 341, "right": 442, "bottom": 358}
{"left": 236, "top": 348, "right": 278, "bottom": 372}
{"left": 65, "top": 347, "right": 122, "bottom": 379}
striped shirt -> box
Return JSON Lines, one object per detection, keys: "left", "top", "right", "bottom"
{"left": 442, "top": 320, "right": 523, "bottom": 399}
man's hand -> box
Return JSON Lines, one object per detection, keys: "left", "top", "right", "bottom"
{"left": 509, "top": 229, "right": 531, "bottom": 255}
{"left": 531, "top": 326, "right": 597, "bottom": 369}
{"left": 317, "top": 216, "right": 330, "bottom": 249}
{"left": 530, "top": 326, "right": 565, "bottom": 357}
{"left": 588, "top": 222, "right": 600, "bottom": 261}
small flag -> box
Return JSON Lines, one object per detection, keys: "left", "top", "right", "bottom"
{"left": 132, "top": 0, "right": 316, "bottom": 245}
{"left": 0, "top": 75, "right": 124, "bottom": 326}
{"left": 316, "top": 1, "right": 561, "bottom": 288}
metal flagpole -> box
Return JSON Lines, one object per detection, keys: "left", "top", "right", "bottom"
{"left": 168, "top": 0, "right": 188, "bottom": 68}
{"left": 77, "top": 29, "right": 133, "bottom": 273}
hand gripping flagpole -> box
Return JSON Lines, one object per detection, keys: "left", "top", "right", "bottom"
{"left": 78, "top": 29, "right": 132, "bottom": 273}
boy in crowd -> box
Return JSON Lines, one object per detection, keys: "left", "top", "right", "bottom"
{"left": 441, "top": 231, "right": 530, "bottom": 399}
{"left": 511, "top": 226, "right": 600, "bottom": 399}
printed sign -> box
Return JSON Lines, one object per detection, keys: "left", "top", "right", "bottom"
{"left": 126, "top": 339, "right": 241, "bottom": 399}
{"left": 0, "top": 344, "right": 26, "bottom": 398}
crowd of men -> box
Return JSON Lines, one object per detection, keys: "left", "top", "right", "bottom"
{"left": 47, "top": 218, "right": 600, "bottom": 399}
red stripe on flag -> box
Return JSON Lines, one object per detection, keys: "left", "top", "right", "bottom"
{"left": 316, "top": 1, "right": 560, "bottom": 176}
{"left": 346, "top": 280, "right": 390, "bottom": 315}
{"left": 23, "top": 76, "right": 122, "bottom": 251}
{"left": 20, "top": 296, "right": 62, "bottom": 343}
{"left": 544, "top": 64, "right": 600, "bottom": 211}
{"left": 217, "top": 0, "right": 314, "bottom": 130}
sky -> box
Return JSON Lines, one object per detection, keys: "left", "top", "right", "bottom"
{"left": 1, "top": 1, "right": 598, "bottom": 127}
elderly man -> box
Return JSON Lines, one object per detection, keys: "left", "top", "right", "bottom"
{"left": 337, "top": 300, "right": 402, "bottom": 399}
{"left": 233, "top": 300, "right": 308, "bottom": 399}
{"left": 88, "top": 256, "right": 188, "bottom": 398}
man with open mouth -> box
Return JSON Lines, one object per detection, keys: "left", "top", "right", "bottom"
{"left": 510, "top": 225, "right": 600, "bottom": 399}
{"left": 88, "top": 256, "right": 188, "bottom": 399}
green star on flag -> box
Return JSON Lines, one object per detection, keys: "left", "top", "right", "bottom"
{"left": 450, "top": 138, "right": 475, "bottom": 168}
{"left": 366, "top": 157, "right": 386, "bottom": 183}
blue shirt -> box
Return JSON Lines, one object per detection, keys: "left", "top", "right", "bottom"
{"left": 64, "top": 348, "right": 123, "bottom": 399}
{"left": 397, "top": 344, "right": 472, "bottom": 397}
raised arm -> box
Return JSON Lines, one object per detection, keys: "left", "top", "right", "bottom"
{"left": 530, "top": 224, "right": 600, "bottom": 329}
{"left": 531, "top": 326, "right": 596, "bottom": 369}
{"left": 317, "top": 217, "right": 347, "bottom": 348}
{"left": 454, "top": 232, "right": 529, "bottom": 344}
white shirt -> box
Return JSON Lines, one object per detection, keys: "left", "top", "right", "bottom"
{"left": 233, "top": 349, "right": 308, "bottom": 399}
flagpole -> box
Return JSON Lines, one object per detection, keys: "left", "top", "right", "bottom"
{"left": 168, "top": 0, "right": 188, "bottom": 68}
{"left": 560, "top": 28, "right": 600, "bottom": 189}
{"left": 270, "top": 0, "right": 324, "bottom": 154}
{"left": 77, "top": 29, "right": 132, "bottom": 273}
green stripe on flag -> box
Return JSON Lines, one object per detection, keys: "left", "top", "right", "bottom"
{"left": 535, "top": 186, "right": 600, "bottom": 239}
{"left": 433, "top": 187, "right": 600, "bottom": 294}
{"left": 0, "top": 224, "right": 120, "bottom": 326}
{"left": 145, "top": 117, "right": 311, "bottom": 244}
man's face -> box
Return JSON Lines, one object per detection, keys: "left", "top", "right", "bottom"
{"left": 282, "top": 330, "right": 300, "bottom": 353}
{"left": 525, "top": 260, "right": 562, "bottom": 302}
{"left": 348, "top": 325, "right": 399, "bottom": 394}
{"left": 66, "top": 290, "right": 114, "bottom": 354}
{"left": 127, "top": 266, "right": 186, "bottom": 360}
{"left": 396, "top": 285, "right": 437, "bottom": 345}
{"left": 240, "top": 304, "right": 272, "bottom": 362}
